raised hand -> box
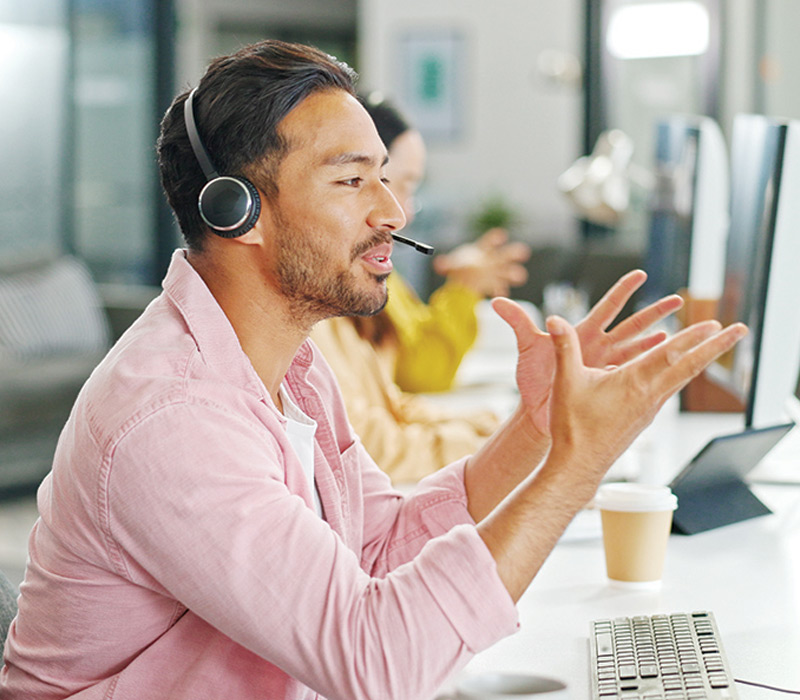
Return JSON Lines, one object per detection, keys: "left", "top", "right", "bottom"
{"left": 545, "top": 314, "right": 748, "bottom": 481}
{"left": 491, "top": 269, "right": 683, "bottom": 436}
{"left": 432, "top": 228, "right": 531, "bottom": 298}
{"left": 473, "top": 315, "right": 748, "bottom": 602}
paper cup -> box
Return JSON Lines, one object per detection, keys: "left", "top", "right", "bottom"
{"left": 594, "top": 483, "right": 678, "bottom": 588}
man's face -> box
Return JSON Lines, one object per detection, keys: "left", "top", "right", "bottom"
{"left": 262, "top": 89, "right": 406, "bottom": 321}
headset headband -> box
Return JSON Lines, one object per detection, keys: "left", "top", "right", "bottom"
{"left": 184, "top": 88, "right": 220, "bottom": 180}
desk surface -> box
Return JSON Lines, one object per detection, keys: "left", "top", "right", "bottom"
{"left": 440, "top": 484, "right": 800, "bottom": 699}
{"left": 432, "top": 319, "right": 800, "bottom": 699}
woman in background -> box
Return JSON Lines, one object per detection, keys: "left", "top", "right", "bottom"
{"left": 359, "top": 94, "right": 531, "bottom": 393}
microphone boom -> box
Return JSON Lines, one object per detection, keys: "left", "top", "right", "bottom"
{"left": 391, "top": 233, "right": 435, "bottom": 255}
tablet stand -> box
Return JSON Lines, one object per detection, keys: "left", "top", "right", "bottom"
{"left": 669, "top": 422, "right": 794, "bottom": 535}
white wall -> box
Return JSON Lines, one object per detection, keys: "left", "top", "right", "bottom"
{"left": 358, "top": 0, "right": 583, "bottom": 249}
{"left": 720, "top": 0, "right": 800, "bottom": 129}
{"left": 762, "top": 0, "right": 800, "bottom": 121}
{"left": 719, "top": 0, "right": 758, "bottom": 136}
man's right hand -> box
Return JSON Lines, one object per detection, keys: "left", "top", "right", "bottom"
{"left": 544, "top": 314, "right": 747, "bottom": 490}
{"left": 476, "top": 314, "right": 747, "bottom": 602}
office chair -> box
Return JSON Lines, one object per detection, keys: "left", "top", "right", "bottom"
{"left": 0, "top": 567, "right": 18, "bottom": 667}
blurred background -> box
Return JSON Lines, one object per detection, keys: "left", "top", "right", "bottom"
{"left": 0, "top": 0, "right": 800, "bottom": 288}
{"left": 2, "top": 0, "right": 798, "bottom": 291}
{"left": 1, "top": 0, "right": 800, "bottom": 504}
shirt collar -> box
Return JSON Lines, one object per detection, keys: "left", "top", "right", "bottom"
{"left": 161, "top": 249, "right": 318, "bottom": 401}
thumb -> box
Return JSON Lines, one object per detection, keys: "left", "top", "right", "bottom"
{"left": 492, "top": 297, "right": 547, "bottom": 349}
{"left": 547, "top": 315, "right": 583, "bottom": 380}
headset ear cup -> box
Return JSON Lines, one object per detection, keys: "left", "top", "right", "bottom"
{"left": 198, "top": 176, "right": 261, "bottom": 238}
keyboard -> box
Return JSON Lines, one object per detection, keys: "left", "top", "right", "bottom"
{"left": 590, "top": 611, "right": 738, "bottom": 700}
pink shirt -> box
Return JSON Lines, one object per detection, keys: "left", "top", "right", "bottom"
{"left": 1, "top": 250, "right": 517, "bottom": 700}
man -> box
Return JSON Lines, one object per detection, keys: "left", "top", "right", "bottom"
{"left": 1, "top": 40, "right": 746, "bottom": 700}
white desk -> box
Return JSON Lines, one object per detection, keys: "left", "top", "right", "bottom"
{"left": 440, "top": 482, "right": 800, "bottom": 699}
{"left": 430, "top": 312, "right": 800, "bottom": 699}
{"left": 431, "top": 411, "right": 800, "bottom": 700}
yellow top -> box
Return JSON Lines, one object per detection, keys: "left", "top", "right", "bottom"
{"left": 384, "top": 273, "right": 481, "bottom": 393}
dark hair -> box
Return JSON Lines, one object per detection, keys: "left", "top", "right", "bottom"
{"left": 358, "top": 94, "right": 411, "bottom": 151}
{"left": 157, "top": 40, "right": 357, "bottom": 250}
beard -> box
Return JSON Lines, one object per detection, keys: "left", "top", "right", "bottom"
{"left": 272, "top": 208, "right": 389, "bottom": 321}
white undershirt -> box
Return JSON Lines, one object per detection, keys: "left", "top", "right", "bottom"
{"left": 279, "top": 384, "right": 322, "bottom": 517}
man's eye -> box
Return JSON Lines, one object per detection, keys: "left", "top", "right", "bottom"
{"left": 381, "top": 177, "right": 391, "bottom": 185}
{"left": 340, "top": 177, "right": 362, "bottom": 187}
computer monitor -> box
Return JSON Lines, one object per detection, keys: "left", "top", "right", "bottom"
{"left": 640, "top": 115, "right": 729, "bottom": 305}
{"left": 707, "top": 114, "right": 800, "bottom": 428}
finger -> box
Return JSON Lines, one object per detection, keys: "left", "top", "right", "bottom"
{"left": 655, "top": 320, "right": 723, "bottom": 364}
{"left": 582, "top": 269, "right": 648, "bottom": 331}
{"left": 606, "top": 330, "right": 669, "bottom": 366}
{"left": 495, "top": 264, "right": 528, "bottom": 287}
{"left": 491, "top": 282, "right": 511, "bottom": 298}
{"left": 547, "top": 315, "right": 584, "bottom": 383}
{"left": 653, "top": 322, "right": 748, "bottom": 396}
{"left": 491, "top": 297, "right": 547, "bottom": 348}
{"left": 432, "top": 255, "right": 451, "bottom": 276}
{"left": 607, "top": 294, "right": 683, "bottom": 343}
{"left": 477, "top": 228, "right": 509, "bottom": 250}
{"left": 498, "top": 242, "right": 532, "bottom": 264}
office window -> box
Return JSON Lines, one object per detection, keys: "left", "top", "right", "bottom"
{"left": 0, "top": 0, "right": 69, "bottom": 261}
{"left": 70, "top": 0, "right": 165, "bottom": 284}
{"left": 583, "top": 0, "right": 722, "bottom": 250}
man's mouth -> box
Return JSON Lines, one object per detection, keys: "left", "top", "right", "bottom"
{"left": 360, "top": 241, "right": 394, "bottom": 274}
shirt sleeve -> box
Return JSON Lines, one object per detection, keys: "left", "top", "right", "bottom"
{"left": 103, "top": 401, "right": 518, "bottom": 700}
{"left": 385, "top": 274, "right": 481, "bottom": 393}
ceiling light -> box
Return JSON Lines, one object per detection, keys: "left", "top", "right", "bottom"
{"left": 607, "top": 2, "right": 710, "bottom": 59}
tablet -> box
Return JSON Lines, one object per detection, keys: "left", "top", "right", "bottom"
{"left": 668, "top": 422, "right": 795, "bottom": 534}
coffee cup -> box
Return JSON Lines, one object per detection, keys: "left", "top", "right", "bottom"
{"left": 453, "top": 672, "right": 568, "bottom": 699}
{"left": 594, "top": 483, "right": 678, "bottom": 588}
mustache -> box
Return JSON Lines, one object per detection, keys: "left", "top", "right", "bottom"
{"left": 351, "top": 231, "right": 393, "bottom": 261}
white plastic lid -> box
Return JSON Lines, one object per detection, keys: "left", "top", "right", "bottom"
{"left": 594, "top": 482, "right": 678, "bottom": 512}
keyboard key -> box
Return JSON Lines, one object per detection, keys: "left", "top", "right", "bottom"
{"left": 709, "top": 674, "right": 730, "bottom": 689}
{"left": 596, "top": 632, "right": 614, "bottom": 655}
{"left": 665, "top": 691, "right": 688, "bottom": 700}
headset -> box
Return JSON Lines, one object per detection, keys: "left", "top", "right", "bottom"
{"left": 183, "top": 87, "right": 261, "bottom": 238}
